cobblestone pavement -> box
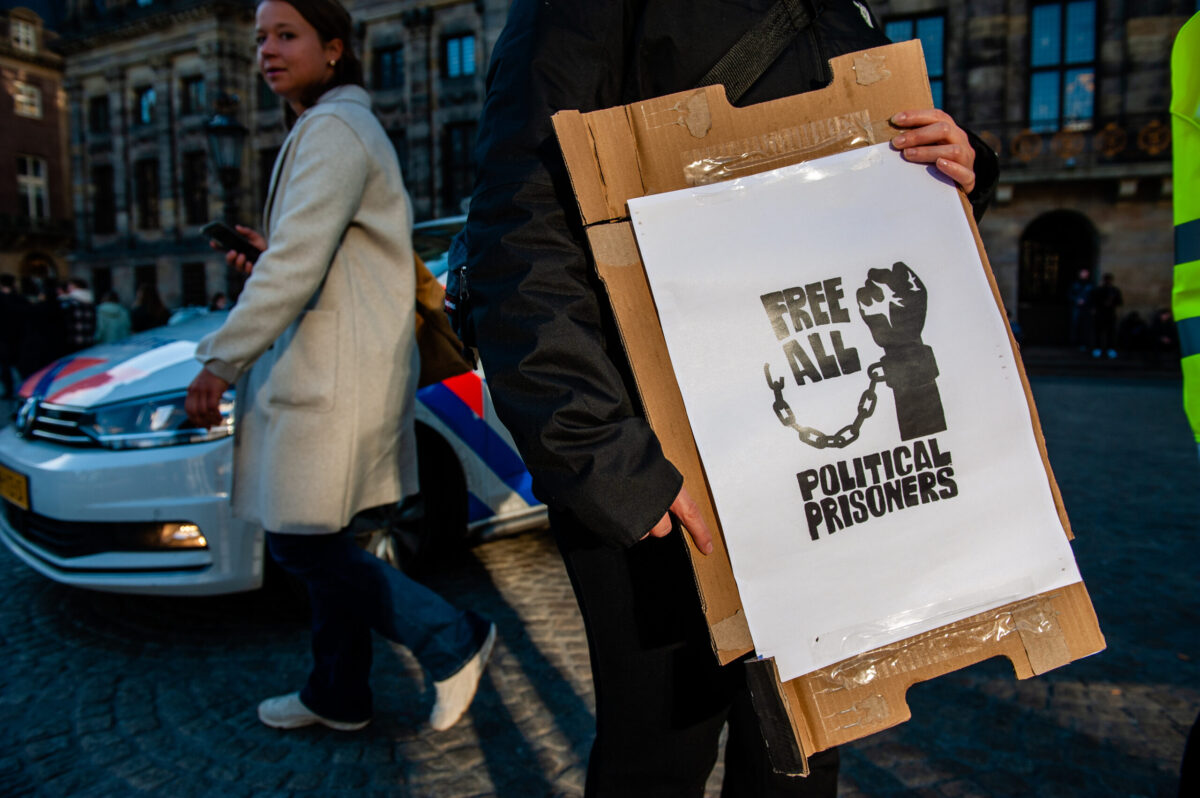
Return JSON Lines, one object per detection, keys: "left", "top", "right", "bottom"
{"left": 1, "top": 375, "right": 1197, "bottom": 797}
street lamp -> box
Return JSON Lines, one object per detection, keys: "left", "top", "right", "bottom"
{"left": 205, "top": 92, "right": 247, "bottom": 225}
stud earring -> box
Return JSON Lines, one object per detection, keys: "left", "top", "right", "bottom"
{"left": 328, "top": 60, "right": 337, "bottom": 67}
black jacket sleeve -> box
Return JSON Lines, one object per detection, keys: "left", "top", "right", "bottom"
{"left": 965, "top": 130, "right": 999, "bottom": 222}
{"left": 463, "top": 0, "right": 683, "bottom": 549}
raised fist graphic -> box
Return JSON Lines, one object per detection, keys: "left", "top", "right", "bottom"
{"left": 857, "top": 261, "right": 929, "bottom": 348}
{"left": 857, "top": 262, "right": 947, "bottom": 440}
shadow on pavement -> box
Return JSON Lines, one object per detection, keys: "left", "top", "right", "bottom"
{"left": 426, "top": 545, "right": 596, "bottom": 794}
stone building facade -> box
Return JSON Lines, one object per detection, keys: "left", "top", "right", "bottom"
{"left": 1, "top": 6, "right": 72, "bottom": 283}
{"left": 58, "top": 0, "right": 258, "bottom": 309}
{"left": 56, "top": 0, "right": 511, "bottom": 310}
{"left": 874, "top": 0, "right": 1196, "bottom": 344}
{"left": 351, "top": 0, "right": 512, "bottom": 221}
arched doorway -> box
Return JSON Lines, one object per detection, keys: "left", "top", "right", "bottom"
{"left": 1017, "top": 210, "right": 1099, "bottom": 345}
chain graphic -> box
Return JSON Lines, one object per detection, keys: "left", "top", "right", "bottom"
{"left": 765, "top": 361, "right": 886, "bottom": 449}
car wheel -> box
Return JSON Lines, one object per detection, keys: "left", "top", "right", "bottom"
{"left": 354, "top": 423, "right": 469, "bottom": 575}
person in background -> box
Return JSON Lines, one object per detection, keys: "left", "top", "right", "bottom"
{"left": 130, "top": 283, "right": 171, "bottom": 332}
{"left": 1117, "top": 310, "right": 1148, "bottom": 353}
{"left": 1067, "top": 267, "right": 1093, "bottom": 351}
{"left": 59, "top": 278, "right": 96, "bottom": 353}
{"left": 185, "top": 0, "right": 494, "bottom": 734}
{"left": 1147, "top": 308, "right": 1180, "bottom": 367}
{"left": 460, "top": 2, "right": 997, "bottom": 795}
{"left": 208, "top": 292, "right": 229, "bottom": 311}
{"left": 0, "top": 274, "right": 26, "bottom": 398}
{"left": 18, "top": 277, "right": 66, "bottom": 377}
{"left": 95, "top": 291, "right": 133, "bottom": 344}
{"left": 1007, "top": 310, "right": 1024, "bottom": 347}
{"left": 1091, "top": 272, "right": 1123, "bottom": 359}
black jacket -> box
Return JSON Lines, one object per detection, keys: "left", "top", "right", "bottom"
{"left": 463, "top": 0, "right": 999, "bottom": 548}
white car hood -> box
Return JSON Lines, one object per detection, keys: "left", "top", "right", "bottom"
{"left": 18, "top": 313, "right": 226, "bottom": 410}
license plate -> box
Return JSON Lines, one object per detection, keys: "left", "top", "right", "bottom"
{"left": 0, "top": 463, "right": 30, "bottom": 511}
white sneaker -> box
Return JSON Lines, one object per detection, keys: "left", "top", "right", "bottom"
{"left": 429, "top": 623, "right": 497, "bottom": 731}
{"left": 257, "top": 692, "right": 370, "bottom": 731}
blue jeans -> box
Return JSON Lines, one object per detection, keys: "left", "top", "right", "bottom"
{"left": 266, "top": 528, "right": 487, "bottom": 724}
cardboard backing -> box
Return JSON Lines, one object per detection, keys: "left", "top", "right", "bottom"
{"left": 552, "top": 41, "right": 1104, "bottom": 773}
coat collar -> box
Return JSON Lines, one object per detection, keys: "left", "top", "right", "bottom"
{"left": 263, "top": 85, "right": 371, "bottom": 230}
{"left": 298, "top": 84, "right": 372, "bottom": 119}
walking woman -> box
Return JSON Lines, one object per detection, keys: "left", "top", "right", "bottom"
{"left": 185, "top": 0, "right": 494, "bottom": 733}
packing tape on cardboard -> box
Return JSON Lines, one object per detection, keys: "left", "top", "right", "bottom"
{"left": 809, "top": 577, "right": 1040, "bottom": 667}
{"left": 1011, "top": 597, "right": 1072, "bottom": 675}
{"left": 680, "top": 109, "right": 876, "bottom": 186}
{"left": 806, "top": 591, "right": 1073, "bottom": 701}
{"left": 712, "top": 609, "right": 753, "bottom": 652}
{"left": 853, "top": 51, "right": 892, "bottom": 86}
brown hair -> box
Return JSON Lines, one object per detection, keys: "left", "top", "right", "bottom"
{"left": 267, "top": 0, "right": 364, "bottom": 120}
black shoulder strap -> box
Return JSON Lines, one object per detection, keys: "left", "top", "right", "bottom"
{"left": 697, "top": 0, "right": 822, "bottom": 104}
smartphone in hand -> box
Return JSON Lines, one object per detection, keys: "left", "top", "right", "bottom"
{"left": 201, "top": 221, "right": 262, "bottom": 264}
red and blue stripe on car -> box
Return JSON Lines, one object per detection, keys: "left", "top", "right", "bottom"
{"left": 416, "top": 372, "right": 537, "bottom": 524}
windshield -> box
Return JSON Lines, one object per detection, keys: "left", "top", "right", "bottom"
{"left": 412, "top": 216, "right": 466, "bottom": 277}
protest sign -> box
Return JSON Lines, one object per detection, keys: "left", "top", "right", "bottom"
{"left": 552, "top": 40, "right": 1104, "bottom": 766}
{"left": 628, "top": 143, "right": 1082, "bottom": 681}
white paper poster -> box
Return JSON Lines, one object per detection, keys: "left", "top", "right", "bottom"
{"left": 628, "top": 143, "right": 1082, "bottom": 682}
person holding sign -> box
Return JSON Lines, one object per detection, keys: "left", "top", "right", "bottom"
{"left": 460, "top": 1, "right": 998, "bottom": 794}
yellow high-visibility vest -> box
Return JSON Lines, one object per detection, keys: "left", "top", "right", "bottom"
{"left": 1172, "top": 12, "right": 1200, "bottom": 442}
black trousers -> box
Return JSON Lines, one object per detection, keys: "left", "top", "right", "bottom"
{"left": 265, "top": 529, "right": 484, "bottom": 723}
{"left": 552, "top": 510, "right": 839, "bottom": 798}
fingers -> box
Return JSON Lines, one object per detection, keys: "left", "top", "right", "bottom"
{"left": 185, "top": 387, "right": 218, "bottom": 427}
{"left": 891, "top": 108, "right": 956, "bottom": 130}
{"left": 639, "top": 486, "right": 715, "bottom": 555}
{"left": 893, "top": 136, "right": 971, "bottom": 170}
{"left": 236, "top": 225, "right": 267, "bottom": 250}
{"left": 669, "top": 487, "right": 714, "bottom": 555}
{"left": 858, "top": 277, "right": 883, "bottom": 301}
{"left": 896, "top": 143, "right": 976, "bottom": 194}
{"left": 223, "top": 249, "right": 253, "bottom": 275}
{"left": 891, "top": 109, "right": 976, "bottom": 193}
{"left": 644, "top": 512, "right": 672, "bottom": 540}
{"left": 186, "top": 392, "right": 220, "bottom": 428}
{"left": 184, "top": 385, "right": 202, "bottom": 426}
{"left": 185, "top": 371, "right": 229, "bottom": 428}
{"left": 932, "top": 157, "right": 975, "bottom": 195}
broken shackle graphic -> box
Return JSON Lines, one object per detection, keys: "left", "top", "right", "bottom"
{"left": 766, "top": 261, "right": 946, "bottom": 448}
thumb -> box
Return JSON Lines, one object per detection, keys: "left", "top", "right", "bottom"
{"left": 671, "top": 487, "right": 714, "bottom": 555}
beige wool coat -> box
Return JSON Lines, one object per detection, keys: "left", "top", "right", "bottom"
{"left": 195, "top": 85, "right": 418, "bottom": 534}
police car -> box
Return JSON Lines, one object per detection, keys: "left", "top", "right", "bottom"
{"left": 0, "top": 220, "right": 545, "bottom": 595}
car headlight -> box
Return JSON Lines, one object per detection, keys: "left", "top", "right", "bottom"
{"left": 78, "top": 390, "right": 235, "bottom": 450}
